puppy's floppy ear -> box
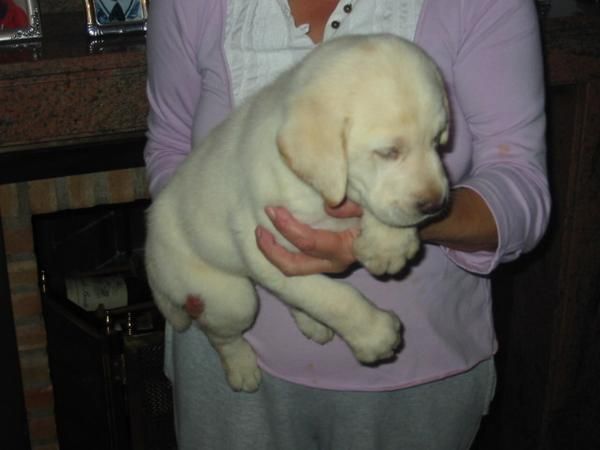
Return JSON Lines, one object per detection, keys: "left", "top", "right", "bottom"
{"left": 277, "top": 95, "right": 348, "bottom": 207}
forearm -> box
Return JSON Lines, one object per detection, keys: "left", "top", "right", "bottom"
{"left": 419, "top": 188, "right": 498, "bottom": 253}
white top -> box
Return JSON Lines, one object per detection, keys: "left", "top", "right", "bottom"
{"left": 225, "top": 0, "right": 424, "bottom": 105}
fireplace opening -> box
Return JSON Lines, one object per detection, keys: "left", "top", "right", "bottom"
{"left": 31, "top": 200, "right": 176, "bottom": 450}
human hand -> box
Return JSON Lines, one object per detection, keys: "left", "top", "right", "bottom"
{"left": 255, "top": 201, "right": 363, "bottom": 276}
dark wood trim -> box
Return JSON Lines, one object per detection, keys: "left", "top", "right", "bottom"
{"left": 0, "top": 136, "right": 146, "bottom": 185}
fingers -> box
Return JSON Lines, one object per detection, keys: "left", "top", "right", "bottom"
{"left": 257, "top": 207, "right": 358, "bottom": 276}
{"left": 265, "top": 207, "right": 358, "bottom": 260}
{"left": 265, "top": 207, "right": 358, "bottom": 258}
{"left": 256, "top": 226, "right": 338, "bottom": 276}
{"left": 265, "top": 207, "right": 318, "bottom": 254}
{"left": 325, "top": 199, "right": 363, "bottom": 219}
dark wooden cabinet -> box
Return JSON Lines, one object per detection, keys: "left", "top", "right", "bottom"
{"left": 474, "top": 16, "right": 600, "bottom": 450}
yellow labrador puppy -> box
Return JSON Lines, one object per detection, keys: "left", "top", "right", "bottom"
{"left": 145, "top": 34, "right": 449, "bottom": 392}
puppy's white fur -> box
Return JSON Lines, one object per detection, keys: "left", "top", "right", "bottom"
{"left": 145, "top": 34, "right": 449, "bottom": 392}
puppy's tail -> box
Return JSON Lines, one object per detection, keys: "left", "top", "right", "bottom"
{"left": 152, "top": 289, "right": 193, "bottom": 332}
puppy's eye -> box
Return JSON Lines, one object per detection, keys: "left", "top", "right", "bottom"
{"left": 374, "top": 146, "right": 401, "bottom": 161}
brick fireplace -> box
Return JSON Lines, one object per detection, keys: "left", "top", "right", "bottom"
{"left": 1, "top": 167, "right": 149, "bottom": 449}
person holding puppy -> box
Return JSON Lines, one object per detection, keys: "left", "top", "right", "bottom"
{"left": 144, "top": 0, "right": 550, "bottom": 449}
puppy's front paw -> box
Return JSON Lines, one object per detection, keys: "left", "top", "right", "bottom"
{"left": 345, "top": 309, "right": 403, "bottom": 363}
{"left": 291, "top": 309, "right": 335, "bottom": 345}
{"left": 353, "top": 226, "right": 420, "bottom": 276}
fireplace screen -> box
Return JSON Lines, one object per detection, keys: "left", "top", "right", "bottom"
{"left": 32, "top": 200, "right": 176, "bottom": 450}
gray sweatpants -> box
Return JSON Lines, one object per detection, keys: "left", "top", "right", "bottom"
{"left": 170, "top": 337, "right": 496, "bottom": 450}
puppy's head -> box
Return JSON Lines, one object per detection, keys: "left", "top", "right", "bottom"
{"left": 277, "top": 34, "right": 449, "bottom": 226}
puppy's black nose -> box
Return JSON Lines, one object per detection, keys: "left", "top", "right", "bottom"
{"left": 417, "top": 198, "right": 446, "bottom": 216}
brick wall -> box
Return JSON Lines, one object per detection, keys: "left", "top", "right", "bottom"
{"left": 0, "top": 168, "right": 149, "bottom": 450}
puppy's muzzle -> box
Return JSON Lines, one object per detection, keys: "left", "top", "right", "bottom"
{"left": 415, "top": 190, "right": 448, "bottom": 217}
{"left": 416, "top": 197, "right": 446, "bottom": 216}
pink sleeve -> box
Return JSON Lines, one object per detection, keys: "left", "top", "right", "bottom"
{"left": 443, "top": 0, "right": 551, "bottom": 274}
{"left": 143, "top": 0, "right": 225, "bottom": 197}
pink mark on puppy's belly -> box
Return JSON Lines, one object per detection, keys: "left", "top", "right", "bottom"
{"left": 185, "top": 295, "right": 205, "bottom": 318}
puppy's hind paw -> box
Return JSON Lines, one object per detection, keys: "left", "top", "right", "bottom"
{"left": 219, "top": 339, "right": 262, "bottom": 392}
{"left": 226, "top": 363, "right": 262, "bottom": 393}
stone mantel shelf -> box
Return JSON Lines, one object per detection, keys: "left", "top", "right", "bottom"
{"left": 0, "top": 13, "right": 599, "bottom": 157}
{"left": 0, "top": 13, "right": 147, "bottom": 154}
{"left": 0, "top": 46, "right": 145, "bottom": 83}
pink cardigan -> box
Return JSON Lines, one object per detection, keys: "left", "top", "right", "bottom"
{"left": 145, "top": 0, "right": 550, "bottom": 390}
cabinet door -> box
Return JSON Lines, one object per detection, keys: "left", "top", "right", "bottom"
{"left": 542, "top": 79, "right": 600, "bottom": 450}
